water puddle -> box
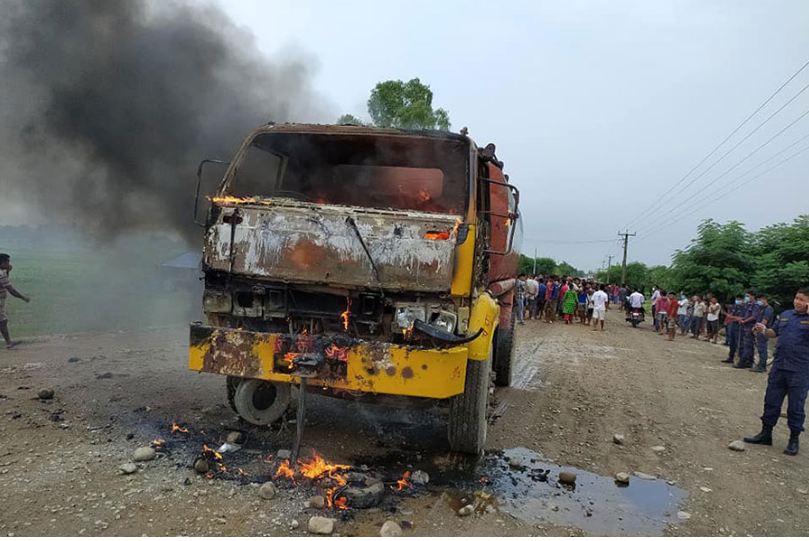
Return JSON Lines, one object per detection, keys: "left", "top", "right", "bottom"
{"left": 355, "top": 446, "right": 686, "bottom": 535}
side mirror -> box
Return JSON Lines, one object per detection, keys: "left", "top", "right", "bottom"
{"left": 194, "top": 159, "right": 230, "bottom": 226}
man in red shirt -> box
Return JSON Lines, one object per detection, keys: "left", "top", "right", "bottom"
{"left": 654, "top": 290, "right": 670, "bottom": 335}
{"left": 666, "top": 292, "right": 679, "bottom": 341}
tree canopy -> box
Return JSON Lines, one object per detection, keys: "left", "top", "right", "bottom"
{"left": 336, "top": 113, "right": 364, "bottom": 126}
{"left": 336, "top": 78, "right": 451, "bottom": 130}
{"left": 668, "top": 217, "right": 809, "bottom": 308}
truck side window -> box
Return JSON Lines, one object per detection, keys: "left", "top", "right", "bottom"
{"left": 231, "top": 145, "right": 284, "bottom": 197}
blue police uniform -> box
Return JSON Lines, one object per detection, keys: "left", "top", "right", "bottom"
{"left": 755, "top": 304, "right": 775, "bottom": 370}
{"left": 760, "top": 309, "right": 809, "bottom": 433}
{"left": 738, "top": 302, "right": 759, "bottom": 367}
{"left": 725, "top": 303, "right": 743, "bottom": 363}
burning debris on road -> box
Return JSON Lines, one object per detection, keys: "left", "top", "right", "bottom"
{"left": 138, "top": 420, "right": 423, "bottom": 515}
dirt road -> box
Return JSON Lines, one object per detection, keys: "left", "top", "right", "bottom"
{"left": 1, "top": 311, "right": 807, "bottom": 536}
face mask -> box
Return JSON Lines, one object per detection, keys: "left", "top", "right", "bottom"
{"left": 744, "top": 295, "right": 751, "bottom": 302}
{"left": 756, "top": 300, "right": 763, "bottom": 306}
{"left": 735, "top": 300, "right": 743, "bottom": 305}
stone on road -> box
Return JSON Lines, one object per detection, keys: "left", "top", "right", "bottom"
{"left": 132, "top": 447, "right": 156, "bottom": 462}
{"left": 380, "top": 520, "right": 403, "bottom": 537}
{"left": 308, "top": 516, "right": 336, "bottom": 535}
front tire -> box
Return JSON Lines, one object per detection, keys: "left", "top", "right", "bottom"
{"left": 448, "top": 350, "right": 492, "bottom": 455}
{"left": 493, "top": 314, "right": 515, "bottom": 387}
{"left": 631, "top": 320, "right": 639, "bottom": 328}
{"left": 231, "top": 378, "right": 291, "bottom": 426}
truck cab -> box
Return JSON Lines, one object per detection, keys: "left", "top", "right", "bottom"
{"left": 190, "top": 123, "right": 521, "bottom": 454}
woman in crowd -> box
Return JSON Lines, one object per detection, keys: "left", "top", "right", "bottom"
{"left": 561, "top": 282, "right": 578, "bottom": 324}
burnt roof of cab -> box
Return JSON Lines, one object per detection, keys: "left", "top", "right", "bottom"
{"left": 250, "top": 122, "right": 472, "bottom": 144}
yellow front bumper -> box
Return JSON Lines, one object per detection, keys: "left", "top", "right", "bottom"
{"left": 189, "top": 324, "right": 470, "bottom": 399}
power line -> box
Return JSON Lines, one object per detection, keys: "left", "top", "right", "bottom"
{"left": 637, "top": 142, "right": 809, "bottom": 241}
{"left": 627, "top": 79, "right": 809, "bottom": 230}
{"left": 635, "top": 107, "right": 809, "bottom": 233}
{"left": 623, "top": 58, "right": 809, "bottom": 229}
{"left": 524, "top": 238, "right": 616, "bottom": 245}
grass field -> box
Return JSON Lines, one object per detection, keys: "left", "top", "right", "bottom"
{"left": 1, "top": 227, "right": 201, "bottom": 338}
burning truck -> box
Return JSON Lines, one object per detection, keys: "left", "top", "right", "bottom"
{"left": 189, "top": 123, "right": 522, "bottom": 454}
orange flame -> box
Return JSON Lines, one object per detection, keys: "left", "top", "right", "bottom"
{"left": 394, "top": 471, "right": 412, "bottom": 492}
{"left": 275, "top": 460, "right": 296, "bottom": 479}
{"left": 424, "top": 230, "right": 450, "bottom": 241}
{"left": 171, "top": 422, "right": 189, "bottom": 434}
{"left": 151, "top": 438, "right": 166, "bottom": 448}
{"left": 210, "top": 195, "right": 258, "bottom": 205}
{"left": 403, "top": 323, "right": 415, "bottom": 341}
{"left": 340, "top": 299, "right": 351, "bottom": 332}
{"left": 418, "top": 190, "right": 431, "bottom": 203}
{"left": 284, "top": 352, "right": 299, "bottom": 369}
{"left": 202, "top": 444, "right": 223, "bottom": 462}
{"left": 272, "top": 452, "right": 351, "bottom": 508}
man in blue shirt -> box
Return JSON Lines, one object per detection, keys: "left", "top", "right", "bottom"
{"left": 721, "top": 295, "right": 745, "bottom": 364}
{"left": 735, "top": 290, "right": 760, "bottom": 369}
{"left": 743, "top": 287, "right": 809, "bottom": 455}
{"left": 751, "top": 293, "right": 775, "bottom": 373}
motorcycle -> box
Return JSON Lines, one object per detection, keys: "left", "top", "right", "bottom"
{"left": 626, "top": 307, "right": 645, "bottom": 328}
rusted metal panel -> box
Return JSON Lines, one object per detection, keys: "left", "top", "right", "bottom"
{"left": 204, "top": 202, "right": 461, "bottom": 292}
{"left": 189, "top": 324, "right": 468, "bottom": 399}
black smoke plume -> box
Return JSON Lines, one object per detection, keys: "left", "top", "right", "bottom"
{"left": 0, "top": 0, "right": 328, "bottom": 242}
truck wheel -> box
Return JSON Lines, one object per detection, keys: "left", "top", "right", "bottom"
{"left": 226, "top": 376, "right": 241, "bottom": 412}
{"left": 493, "top": 314, "right": 515, "bottom": 387}
{"left": 448, "top": 351, "right": 492, "bottom": 455}
{"left": 232, "top": 379, "right": 291, "bottom": 426}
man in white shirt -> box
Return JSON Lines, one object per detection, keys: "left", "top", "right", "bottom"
{"left": 525, "top": 276, "right": 539, "bottom": 320}
{"left": 591, "top": 285, "right": 609, "bottom": 331}
{"left": 650, "top": 287, "right": 661, "bottom": 331}
{"left": 628, "top": 288, "right": 645, "bottom": 314}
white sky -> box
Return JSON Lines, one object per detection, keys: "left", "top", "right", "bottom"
{"left": 8, "top": 1, "right": 807, "bottom": 273}
{"left": 213, "top": 0, "right": 809, "bottom": 271}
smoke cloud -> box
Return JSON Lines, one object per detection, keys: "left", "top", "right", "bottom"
{"left": 0, "top": 0, "right": 330, "bottom": 243}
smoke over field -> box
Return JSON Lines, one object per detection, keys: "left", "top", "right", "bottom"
{"left": 0, "top": 0, "right": 329, "bottom": 242}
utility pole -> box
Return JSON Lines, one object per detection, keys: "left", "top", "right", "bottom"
{"left": 618, "top": 230, "right": 637, "bottom": 285}
{"left": 606, "top": 255, "right": 613, "bottom": 284}
{"left": 532, "top": 247, "right": 537, "bottom": 275}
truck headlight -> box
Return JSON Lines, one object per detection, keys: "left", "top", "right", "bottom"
{"left": 203, "top": 289, "right": 232, "bottom": 314}
{"left": 393, "top": 304, "right": 426, "bottom": 332}
{"left": 432, "top": 310, "right": 458, "bottom": 333}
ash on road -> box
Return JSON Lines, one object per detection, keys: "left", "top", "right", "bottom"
{"left": 0, "top": 312, "right": 807, "bottom": 536}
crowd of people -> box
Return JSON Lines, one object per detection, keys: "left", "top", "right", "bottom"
{"left": 515, "top": 274, "right": 611, "bottom": 331}
{"left": 514, "top": 276, "right": 780, "bottom": 374}
{"left": 647, "top": 286, "right": 775, "bottom": 373}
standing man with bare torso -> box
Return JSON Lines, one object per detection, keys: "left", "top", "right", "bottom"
{"left": 0, "top": 253, "right": 31, "bottom": 349}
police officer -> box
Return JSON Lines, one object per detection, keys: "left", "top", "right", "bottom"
{"left": 735, "top": 290, "right": 759, "bottom": 369}
{"left": 721, "top": 294, "right": 745, "bottom": 365}
{"left": 743, "top": 287, "right": 809, "bottom": 456}
{"left": 751, "top": 293, "right": 774, "bottom": 373}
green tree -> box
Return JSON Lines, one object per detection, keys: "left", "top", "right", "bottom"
{"left": 367, "top": 78, "right": 451, "bottom": 130}
{"left": 555, "top": 261, "right": 580, "bottom": 278}
{"left": 646, "top": 265, "right": 674, "bottom": 291}
{"left": 535, "top": 257, "right": 557, "bottom": 275}
{"left": 336, "top": 113, "right": 364, "bottom": 125}
{"left": 669, "top": 220, "right": 754, "bottom": 303}
{"left": 749, "top": 215, "right": 809, "bottom": 308}
{"left": 517, "top": 255, "right": 557, "bottom": 276}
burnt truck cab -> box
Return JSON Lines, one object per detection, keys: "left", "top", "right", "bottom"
{"left": 190, "top": 123, "right": 521, "bottom": 454}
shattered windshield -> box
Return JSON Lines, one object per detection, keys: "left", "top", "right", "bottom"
{"left": 227, "top": 132, "right": 468, "bottom": 214}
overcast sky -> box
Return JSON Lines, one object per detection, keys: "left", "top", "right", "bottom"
{"left": 212, "top": 0, "right": 809, "bottom": 271}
